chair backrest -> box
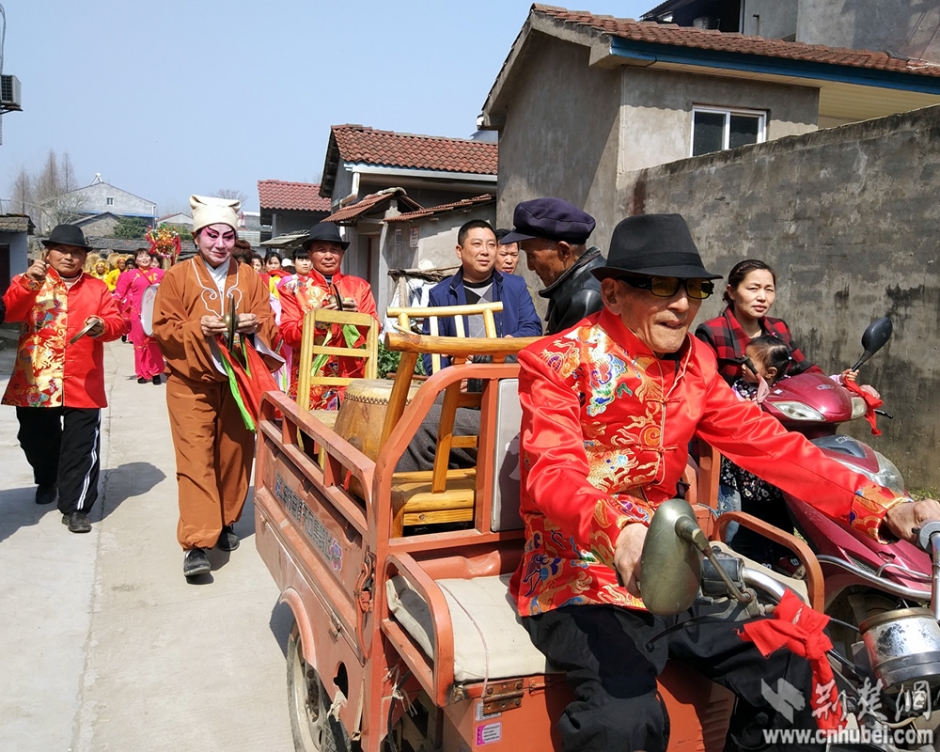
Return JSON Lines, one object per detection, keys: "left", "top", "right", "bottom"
{"left": 491, "top": 378, "right": 524, "bottom": 532}
{"left": 387, "top": 302, "right": 502, "bottom": 374}
{"left": 384, "top": 303, "right": 509, "bottom": 494}
{"left": 295, "top": 307, "right": 379, "bottom": 412}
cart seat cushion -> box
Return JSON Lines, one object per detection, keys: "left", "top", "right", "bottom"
{"left": 386, "top": 574, "right": 557, "bottom": 683}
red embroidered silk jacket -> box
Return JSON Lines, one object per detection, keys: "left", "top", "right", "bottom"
{"left": 2, "top": 269, "right": 125, "bottom": 408}
{"left": 510, "top": 309, "right": 906, "bottom": 616}
{"left": 277, "top": 270, "right": 378, "bottom": 410}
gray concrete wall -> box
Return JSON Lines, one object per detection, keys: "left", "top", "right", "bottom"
{"left": 383, "top": 206, "right": 497, "bottom": 274}
{"left": 494, "top": 35, "right": 624, "bottom": 315}
{"left": 0, "top": 229, "right": 28, "bottom": 280}
{"left": 493, "top": 35, "right": 819, "bottom": 321}
{"left": 619, "top": 68, "right": 819, "bottom": 175}
{"left": 797, "top": 0, "right": 940, "bottom": 62}
{"left": 616, "top": 104, "right": 940, "bottom": 489}
{"left": 741, "top": 0, "right": 798, "bottom": 39}
{"left": 71, "top": 183, "right": 157, "bottom": 218}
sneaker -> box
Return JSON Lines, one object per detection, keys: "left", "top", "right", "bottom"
{"left": 217, "top": 525, "right": 239, "bottom": 552}
{"left": 62, "top": 511, "right": 92, "bottom": 533}
{"left": 183, "top": 548, "right": 211, "bottom": 578}
{"left": 35, "top": 484, "right": 57, "bottom": 505}
{"left": 152, "top": 375, "right": 162, "bottom": 385}
{"left": 137, "top": 377, "right": 147, "bottom": 384}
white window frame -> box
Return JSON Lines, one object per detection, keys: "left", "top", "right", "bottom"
{"left": 690, "top": 106, "right": 767, "bottom": 157}
{"left": 106, "top": 196, "right": 114, "bottom": 206}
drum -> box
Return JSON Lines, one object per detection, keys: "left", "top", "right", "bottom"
{"left": 141, "top": 285, "right": 158, "bottom": 336}
{"left": 334, "top": 379, "right": 419, "bottom": 461}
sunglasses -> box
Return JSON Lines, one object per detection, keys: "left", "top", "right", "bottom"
{"left": 619, "top": 276, "right": 715, "bottom": 300}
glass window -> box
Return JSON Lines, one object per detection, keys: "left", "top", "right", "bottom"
{"left": 106, "top": 197, "right": 114, "bottom": 206}
{"left": 692, "top": 111, "right": 725, "bottom": 157}
{"left": 691, "top": 107, "right": 766, "bottom": 157}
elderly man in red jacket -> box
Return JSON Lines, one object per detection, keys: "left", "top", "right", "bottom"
{"left": 3, "top": 225, "right": 124, "bottom": 533}
{"left": 514, "top": 213, "right": 940, "bottom": 752}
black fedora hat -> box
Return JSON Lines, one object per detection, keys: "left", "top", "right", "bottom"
{"left": 301, "top": 222, "right": 349, "bottom": 251}
{"left": 42, "top": 224, "right": 92, "bottom": 252}
{"left": 592, "top": 214, "right": 722, "bottom": 281}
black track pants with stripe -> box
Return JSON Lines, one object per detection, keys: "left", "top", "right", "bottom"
{"left": 15, "top": 406, "right": 102, "bottom": 515}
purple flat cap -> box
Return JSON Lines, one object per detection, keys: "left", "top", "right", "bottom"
{"left": 501, "top": 197, "right": 596, "bottom": 245}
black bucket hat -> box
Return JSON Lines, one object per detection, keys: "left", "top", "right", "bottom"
{"left": 301, "top": 222, "right": 350, "bottom": 251}
{"left": 42, "top": 224, "right": 92, "bottom": 252}
{"left": 592, "top": 214, "right": 722, "bottom": 281}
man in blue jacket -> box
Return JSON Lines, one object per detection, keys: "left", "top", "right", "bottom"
{"left": 421, "top": 219, "right": 541, "bottom": 374}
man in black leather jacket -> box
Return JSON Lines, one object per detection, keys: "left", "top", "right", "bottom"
{"left": 500, "top": 197, "right": 605, "bottom": 334}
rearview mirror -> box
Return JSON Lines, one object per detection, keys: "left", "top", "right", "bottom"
{"left": 851, "top": 317, "right": 893, "bottom": 372}
{"left": 639, "top": 498, "right": 702, "bottom": 616}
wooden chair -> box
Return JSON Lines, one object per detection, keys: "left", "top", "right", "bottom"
{"left": 379, "top": 326, "right": 540, "bottom": 535}
{"left": 387, "top": 302, "right": 501, "bottom": 374}
{"left": 295, "top": 307, "right": 379, "bottom": 423}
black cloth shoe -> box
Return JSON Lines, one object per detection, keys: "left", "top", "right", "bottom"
{"left": 35, "top": 484, "right": 57, "bottom": 505}
{"left": 62, "top": 511, "right": 92, "bottom": 533}
{"left": 183, "top": 547, "right": 211, "bottom": 577}
{"left": 137, "top": 377, "right": 147, "bottom": 384}
{"left": 152, "top": 375, "right": 161, "bottom": 385}
{"left": 217, "top": 525, "right": 239, "bottom": 552}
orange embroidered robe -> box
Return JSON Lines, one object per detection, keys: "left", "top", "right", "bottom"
{"left": 151, "top": 256, "right": 279, "bottom": 550}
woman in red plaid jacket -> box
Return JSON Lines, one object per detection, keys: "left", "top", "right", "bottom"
{"left": 695, "top": 258, "right": 825, "bottom": 384}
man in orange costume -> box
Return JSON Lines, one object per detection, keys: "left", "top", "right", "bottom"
{"left": 277, "top": 222, "right": 378, "bottom": 410}
{"left": 152, "top": 195, "right": 280, "bottom": 579}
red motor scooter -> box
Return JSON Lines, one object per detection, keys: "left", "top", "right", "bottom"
{"left": 751, "top": 318, "right": 940, "bottom": 746}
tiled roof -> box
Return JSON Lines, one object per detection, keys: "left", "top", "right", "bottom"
{"left": 258, "top": 180, "right": 332, "bottom": 212}
{"left": 323, "top": 188, "right": 424, "bottom": 224}
{"left": 385, "top": 194, "right": 496, "bottom": 223}
{"left": 330, "top": 125, "right": 498, "bottom": 175}
{"left": 529, "top": 4, "right": 940, "bottom": 77}
{"left": 0, "top": 214, "right": 34, "bottom": 233}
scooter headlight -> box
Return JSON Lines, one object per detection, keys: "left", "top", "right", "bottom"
{"left": 771, "top": 401, "right": 826, "bottom": 422}
{"left": 843, "top": 451, "right": 907, "bottom": 495}
{"left": 850, "top": 397, "right": 868, "bottom": 420}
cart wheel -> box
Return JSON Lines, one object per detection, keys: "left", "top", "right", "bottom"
{"left": 287, "top": 621, "right": 351, "bottom": 752}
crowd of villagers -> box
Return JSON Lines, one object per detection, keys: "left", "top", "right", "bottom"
{"left": 97, "top": 222, "right": 377, "bottom": 411}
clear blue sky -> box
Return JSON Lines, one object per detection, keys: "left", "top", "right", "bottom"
{"left": 0, "top": 1, "right": 651, "bottom": 214}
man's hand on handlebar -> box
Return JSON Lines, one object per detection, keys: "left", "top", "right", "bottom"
{"left": 614, "top": 523, "right": 648, "bottom": 598}
{"left": 885, "top": 499, "right": 940, "bottom": 544}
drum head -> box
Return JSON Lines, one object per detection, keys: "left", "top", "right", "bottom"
{"left": 141, "top": 285, "right": 158, "bottom": 336}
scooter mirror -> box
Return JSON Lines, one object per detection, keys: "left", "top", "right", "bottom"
{"left": 851, "top": 316, "right": 893, "bottom": 372}
{"left": 639, "top": 498, "right": 703, "bottom": 616}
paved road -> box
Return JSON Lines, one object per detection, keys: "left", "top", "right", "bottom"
{"left": 0, "top": 338, "right": 295, "bottom": 751}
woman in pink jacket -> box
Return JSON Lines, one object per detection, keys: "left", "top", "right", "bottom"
{"left": 115, "top": 247, "right": 165, "bottom": 384}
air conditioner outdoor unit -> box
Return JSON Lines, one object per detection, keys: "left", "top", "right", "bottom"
{"left": 1, "top": 75, "right": 23, "bottom": 111}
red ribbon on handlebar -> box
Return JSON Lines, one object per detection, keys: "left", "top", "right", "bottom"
{"left": 739, "top": 589, "right": 845, "bottom": 732}
{"left": 843, "top": 378, "right": 884, "bottom": 436}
